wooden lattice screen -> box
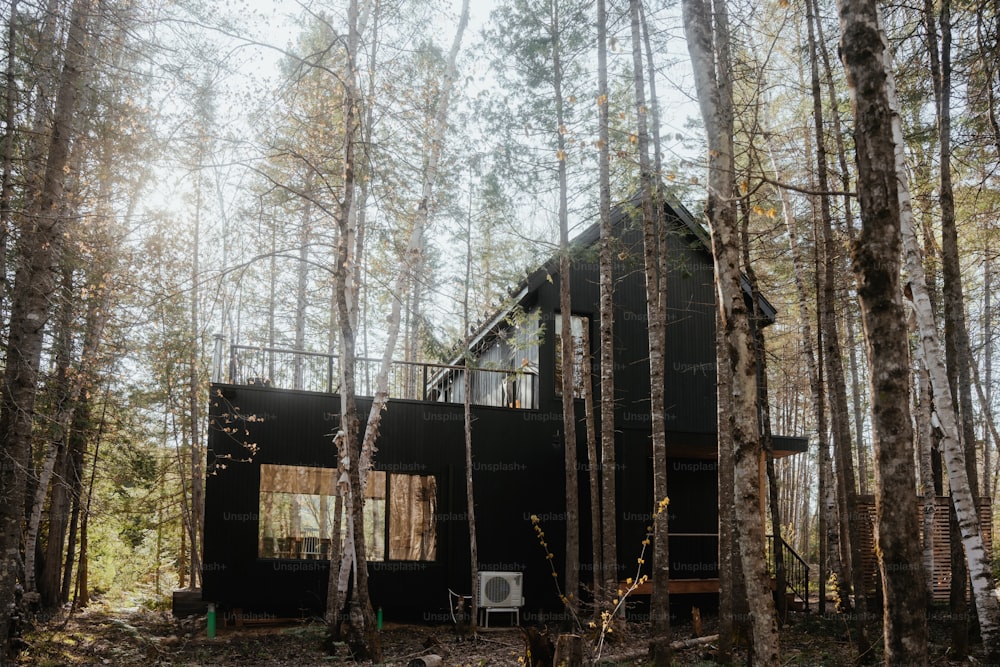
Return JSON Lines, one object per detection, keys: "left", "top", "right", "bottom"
{"left": 854, "top": 496, "right": 994, "bottom": 602}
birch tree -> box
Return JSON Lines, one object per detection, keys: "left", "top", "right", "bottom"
{"left": 325, "top": 1, "right": 469, "bottom": 657}
{"left": 892, "top": 41, "right": 1000, "bottom": 667}
{"left": 625, "top": 1, "right": 671, "bottom": 658}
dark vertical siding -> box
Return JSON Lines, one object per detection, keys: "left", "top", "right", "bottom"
{"left": 203, "top": 196, "right": 741, "bottom": 620}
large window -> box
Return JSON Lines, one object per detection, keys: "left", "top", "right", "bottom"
{"left": 553, "top": 314, "right": 589, "bottom": 398}
{"left": 258, "top": 464, "right": 436, "bottom": 562}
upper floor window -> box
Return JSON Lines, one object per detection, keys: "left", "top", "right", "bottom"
{"left": 554, "top": 314, "right": 589, "bottom": 398}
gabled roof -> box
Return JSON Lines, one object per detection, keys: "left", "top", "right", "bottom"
{"left": 453, "top": 188, "right": 777, "bottom": 360}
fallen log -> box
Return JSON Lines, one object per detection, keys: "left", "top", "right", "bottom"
{"left": 599, "top": 634, "right": 719, "bottom": 663}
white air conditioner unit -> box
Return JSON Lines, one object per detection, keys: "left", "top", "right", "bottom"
{"left": 478, "top": 571, "right": 524, "bottom": 627}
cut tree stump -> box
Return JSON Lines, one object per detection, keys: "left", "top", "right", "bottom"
{"left": 552, "top": 633, "right": 583, "bottom": 666}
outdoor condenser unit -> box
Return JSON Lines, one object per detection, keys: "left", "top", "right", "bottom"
{"left": 478, "top": 571, "right": 524, "bottom": 627}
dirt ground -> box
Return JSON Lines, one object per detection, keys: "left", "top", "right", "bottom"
{"left": 11, "top": 601, "right": 992, "bottom": 666}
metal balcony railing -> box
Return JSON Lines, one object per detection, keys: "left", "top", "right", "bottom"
{"left": 219, "top": 341, "right": 538, "bottom": 410}
{"left": 767, "top": 534, "right": 810, "bottom": 614}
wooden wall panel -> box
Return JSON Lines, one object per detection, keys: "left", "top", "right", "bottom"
{"left": 855, "top": 496, "right": 993, "bottom": 602}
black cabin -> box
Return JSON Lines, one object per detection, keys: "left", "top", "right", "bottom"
{"left": 201, "top": 192, "right": 807, "bottom": 623}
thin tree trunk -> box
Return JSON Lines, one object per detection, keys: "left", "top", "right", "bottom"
{"left": 189, "top": 139, "right": 204, "bottom": 590}
{"left": 984, "top": 255, "right": 992, "bottom": 501}
{"left": 926, "top": 0, "right": 983, "bottom": 653}
{"left": 462, "top": 189, "right": 479, "bottom": 636}
{"left": 551, "top": 0, "right": 580, "bottom": 618}
{"left": 580, "top": 324, "right": 601, "bottom": 604}
{"left": 60, "top": 413, "right": 86, "bottom": 603}
{"left": 806, "top": 0, "right": 871, "bottom": 637}
{"left": 595, "top": 0, "right": 618, "bottom": 608}
{"left": 293, "top": 171, "right": 314, "bottom": 389}
{"left": 740, "top": 200, "right": 786, "bottom": 626}
{"left": 835, "top": 2, "right": 931, "bottom": 661}
{"left": 628, "top": 1, "right": 669, "bottom": 659}
{"left": 809, "top": 0, "right": 869, "bottom": 498}
{"left": 770, "top": 147, "right": 827, "bottom": 616}
{"left": 73, "top": 397, "right": 106, "bottom": 610}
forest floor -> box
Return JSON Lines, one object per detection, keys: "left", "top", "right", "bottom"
{"left": 12, "top": 599, "right": 994, "bottom": 666}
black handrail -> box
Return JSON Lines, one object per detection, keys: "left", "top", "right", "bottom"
{"left": 766, "top": 534, "right": 810, "bottom": 613}
{"left": 225, "top": 344, "right": 539, "bottom": 410}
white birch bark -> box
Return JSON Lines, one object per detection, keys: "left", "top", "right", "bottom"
{"left": 879, "top": 13, "right": 1000, "bottom": 658}
{"left": 331, "top": 0, "right": 470, "bottom": 631}
{"left": 357, "top": 0, "right": 469, "bottom": 486}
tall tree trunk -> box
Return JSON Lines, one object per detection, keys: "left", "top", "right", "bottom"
{"left": 188, "top": 133, "right": 204, "bottom": 590}
{"left": 551, "top": 0, "right": 580, "bottom": 617}
{"left": 808, "top": 0, "right": 869, "bottom": 497}
{"left": 740, "top": 201, "right": 786, "bottom": 625}
{"left": 984, "top": 255, "right": 992, "bottom": 501}
{"left": 806, "top": 0, "right": 871, "bottom": 643}
{"left": 462, "top": 190, "right": 479, "bottom": 635}
{"left": 595, "top": 0, "right": 618, "bottom": 607}
{"left": 329, "top": 2, "right": 467, "bottom": 658}
{"left": 628, "top": 1, "right": 670, "bottom": 660}
{"left": 770, "top": 147, "right": 828, "bottom": 617}
{"left": 681, "top": 0, "right": 780, "bottom": 662}
{"left": 325, "top": 0, "right": 380, "bottom": 659}
{"left": 0, "top": 0, "right": 90, "bottom": 648}
{"left": 925, "top": 0, "right": 983, "bottom": 654}
{"left": 835, "top": 2, "right": 930, "bottom": 662}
